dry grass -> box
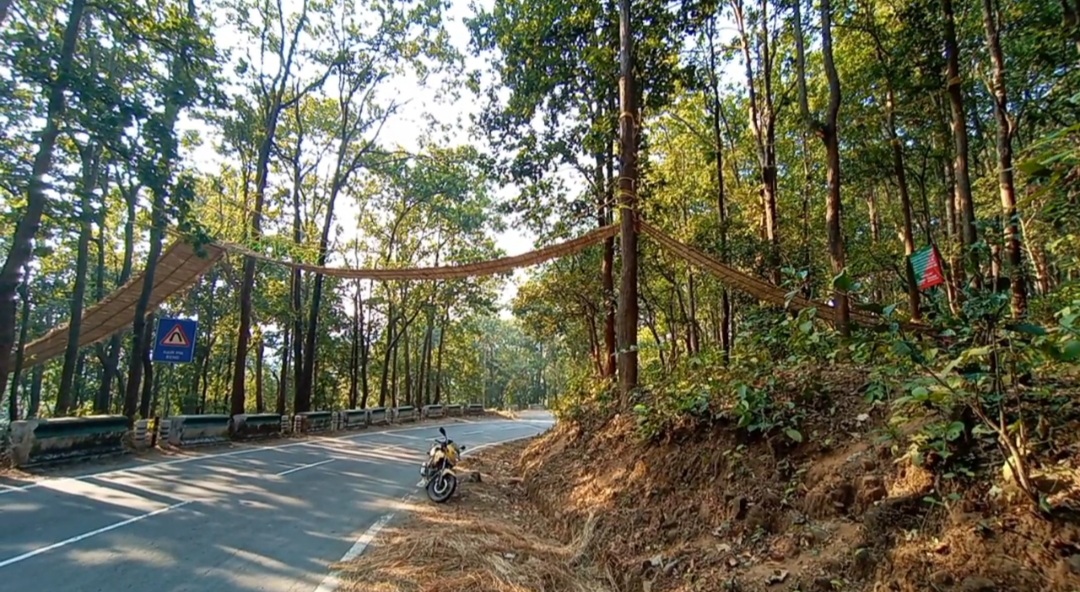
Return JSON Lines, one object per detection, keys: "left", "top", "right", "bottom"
{"left": 336, "top": 446, "right": 610, "bottom": 592}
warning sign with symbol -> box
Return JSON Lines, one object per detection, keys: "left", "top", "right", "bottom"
{"left": 153, "top": 317, "right": 198, "bottom": 364}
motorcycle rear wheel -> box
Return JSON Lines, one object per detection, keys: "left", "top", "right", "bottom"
{"left": 426, "top": 472, "right": 457, "bottom": 503}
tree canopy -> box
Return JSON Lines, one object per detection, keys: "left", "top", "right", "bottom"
{"left": 0, "top": 0, "right": 1076, "bottom": 441}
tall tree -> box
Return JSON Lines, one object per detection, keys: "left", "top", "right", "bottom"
{"left": 942, "top": 0, "right": 979, "bottom": 282}
{"left": 0, "top": 0, "right": 87, "bottom": 400}
{"left": 794, "top": 0, "right": 850, "bottom": 334}
{"left": 124, "top": 0, "right": 214, "bottom": 422}
{"left": 616, "top": 0, "right": 640, "bottom": 400}
{"left": 228, "top": 0, "right": 330, "bottom": 417}
{"left": 981, "top": 0, "right": 1027, "bottom": 316}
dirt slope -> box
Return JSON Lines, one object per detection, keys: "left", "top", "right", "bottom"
{"left": 513, "top": 370, "right": 1080, "bottom": 592}
{"left": 340, "top": 367, "right": 1080, "bottom": 592}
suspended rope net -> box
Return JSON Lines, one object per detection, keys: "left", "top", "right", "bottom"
{"left": 16, "top": 225, "right": 618, "bottom": 369}
{"left": 20, "top": 241, "right": 226, "bottom": 368}
{"left": 638, "top": 220, "right": 908, "bottom": 330}
{"left": 213, "top": 224, "right": 619, "bottom": 280}
{"left": 18, "top": 217, "right": 916, "bottom": 371}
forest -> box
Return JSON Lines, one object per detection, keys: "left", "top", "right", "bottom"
{"left": 0, "top": 0, "right": 1077, "bottom": 454}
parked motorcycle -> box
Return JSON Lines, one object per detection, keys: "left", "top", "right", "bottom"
{"left": 417, "top": 426, "right": 465, "bottom": 503}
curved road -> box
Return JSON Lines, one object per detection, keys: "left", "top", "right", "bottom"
{"left": 0, "top": 414, "right": 553, "bottom": 591}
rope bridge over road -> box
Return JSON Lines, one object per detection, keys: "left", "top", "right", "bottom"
{"left": 17, "top": 221, "right": 903, "bottom": 369}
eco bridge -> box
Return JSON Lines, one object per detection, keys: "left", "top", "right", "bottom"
{"left": 0, "top": 414, "right": 554, "bottom": 592}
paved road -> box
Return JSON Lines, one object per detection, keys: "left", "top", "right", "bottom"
{"left": 0, "top": 414, "right": 553, "bottom": 591}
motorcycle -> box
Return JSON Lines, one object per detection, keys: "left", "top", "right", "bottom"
{"left": 417, "top": 426, "right": 465, "bottom": 503}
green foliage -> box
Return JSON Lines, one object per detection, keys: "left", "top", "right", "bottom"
{"left": 886, "top": 281, "right": 1080, "bottom": 510}
{"left": 555, "top": 372, "right": 616, "bottom": 424}
{"left": 626, "top": 311, "right": 837, "bottom": 443}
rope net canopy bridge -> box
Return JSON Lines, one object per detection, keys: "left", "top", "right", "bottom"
{"left": 18, "top": 221, "right": 898, "bottom": 369}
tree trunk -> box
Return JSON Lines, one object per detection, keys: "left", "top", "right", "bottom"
{"left": 28, "top": 364, "right": 43, "bottom": 419}
{"left": 390, "top": 328, "right": 399, "bottom": 409}
{"left": 982, "top": 0, "right": 1027, "bottom": 317}
{"left": 138, "top": 313, "right": 155, "bottom": 418}
{"left": 123, "top": 197, "right": 164, "bottom": 422}
{"left": 795, "top": 0, "right": 849, "bottom": 334}
{"left": 254, "top": 336, "right": 264, "bottom": 413}
{"left": 0, "top": 0, "right": 87, "bottom": 399}
{"left": 124, "top": 0, "right": 195, "bottom": 422}
{"left": 935, "top": 99, "right": 962, "bottom": 312}
{"left": 706, "top": 16, "right": 731, "bottom": 361}
{"left": 278, "top": 326, "right": 289, "bottom": 415}
{"left": 432, "top": 314, "right": 447, "bottom": 405}
{"left": 884, "top": 87, "right": 921, "bottom": 320}
{"left": 231, "top": 0, "right": 323, "bottom": 416}
{"left": 419, "top": 307, "right": 434, "bottom": 406}
{"left": 97, "top": 180, "right": 138, "bottom": 414}
{"left": 149, "top": 360, "right": 162, "bottom": 417}
{"left": 360, "top": 282, "right": 372, "bottom": 407}
{"left": 1062, "top": 0, "right": 1080, "bottom": 52}
{"left": 58, "top": 144, "right": 102, "bottom": 416}
{"left": 289, "top": 136, "right": 305, "bottom": 415}
{"left": 403, "top": 322, "right": 412, "bottom": 407}
{"left": 6, "top": 269, "right": 31, "bottom": 421}
{"left": 943, "top": 0, "right": 979, "bottom": 281}
{"left": 93, "top": 177, "right": 108, "bottom": 405}
{"left": 378, "top": 305, "right": 395, "bottom": 407}
{"left": 799, "top": 132, "right": 813, "bottom": 299}
{"left": 291, "top": 269, "right": 304, "bottom": 412}
{"left": 820, "top": 0, "right": 850, "bottom": 335}
{"left": 616, "top": 0, "right": 639, "bottom": 403}
{"left": 74, "top": 352, "right": 86, "bottom": 410}
{"left": 598, "top": 148, "right": 617, "bottom": 378}
{"left": 349, "top": 284, "right": 361, "bottom": 409}
{"left": 232, "top": 129, "right": 274, "bottom": 417}
{"left": 732, "top": 0, "right": 780, "bottom": 284}
{"left": 1029, "top": 239, "right": 1051, "bottom": 295}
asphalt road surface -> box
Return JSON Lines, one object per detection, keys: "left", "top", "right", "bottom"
{"left": 0, "top": 413, "right": 553, "bottom": 592}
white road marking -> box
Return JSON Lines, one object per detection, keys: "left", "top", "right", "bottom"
{"left": 312, "top": 427, "right": 549, "bottom": 592}
{"left": 313, "top": 511, "right": 396, "bottom": 592}
{"left": 0, "top": 500, "right": 194, "bottom": 569}
{"left": 0, "top": 419, "right": 516, "bottom": 496}
{"left": 274, "top": 459, "right": 335, "bottom": 477}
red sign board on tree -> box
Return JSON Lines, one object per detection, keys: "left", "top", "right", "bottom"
{"left": 910, "top": 246, "right": 945, "bottom": 290}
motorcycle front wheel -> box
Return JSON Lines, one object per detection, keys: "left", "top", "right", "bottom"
{"left": 426, "top": 472, "right": 458, "bottom": 503}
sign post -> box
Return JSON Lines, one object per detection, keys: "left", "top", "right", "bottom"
{"left": 909, "top": 246, "right": 945, "bottom": 291}
{"left": 153, "top": 317, "right": 198, "bottom": 364}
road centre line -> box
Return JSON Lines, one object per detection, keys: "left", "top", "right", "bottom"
{"left": 274, "top": 459, "right": 335, "bottom": 477}
{"left": 0, "top": 500, "right": 194, "bottom": 570}
{"left": 0, "top": 419, "right": 517, "bottom": 496}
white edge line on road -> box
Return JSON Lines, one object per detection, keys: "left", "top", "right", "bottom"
{"left": 0, "top": 500, "right": 194, "bottom": 569}
{"left": 0, "top": 419, "right": 530, "bottom": 496}
{"left": 312, "top": 429, "right": 548, "bottom": 592}
{"left": 275, "top": 458, "right": 335, "bottom": 477}
{"left": 313, "top": 511, "right": 395, "bottom": 592}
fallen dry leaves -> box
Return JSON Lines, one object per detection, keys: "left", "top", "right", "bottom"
{"left": 336, "top": 444, "right": 610, "bottom": 592}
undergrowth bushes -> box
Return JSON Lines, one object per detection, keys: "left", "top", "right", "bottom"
{"left": 553, "top": 277, "right": 1080, "bottom": 515}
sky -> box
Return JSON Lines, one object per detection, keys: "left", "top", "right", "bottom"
{"left": 179, "top": 0, "right": 545, "bottom": 315}
{"left": 178, "top": 0, "right": 745, "bottom": 317}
